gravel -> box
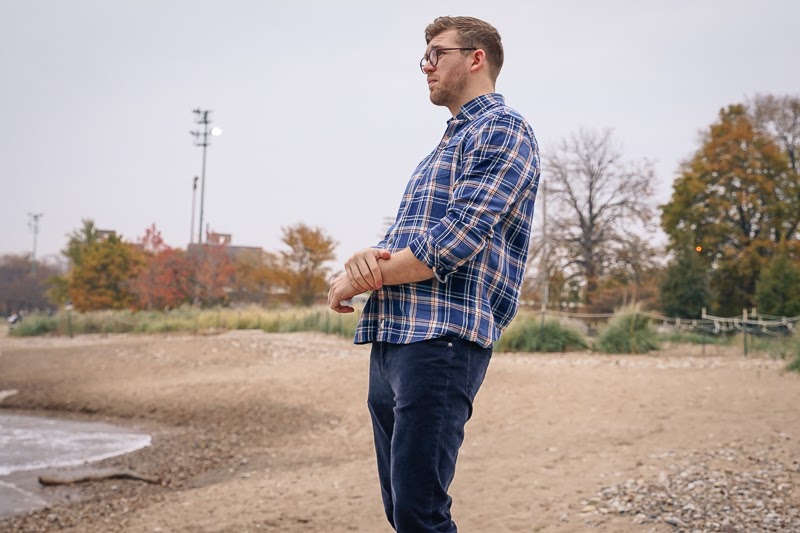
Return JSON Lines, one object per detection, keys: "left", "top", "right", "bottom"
{"left": 586, "top": 438, "right": 800, "bottom": 532}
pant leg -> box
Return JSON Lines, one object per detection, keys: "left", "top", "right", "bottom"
{"left": 367, "top": 341, "right": 398, "bottom": 528}
{"left": 383, "top": 336, "right": 492, "bottom": 533}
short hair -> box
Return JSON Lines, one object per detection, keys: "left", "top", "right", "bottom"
{"left": 424, "top": 16, "right": 504, "bottom": 81}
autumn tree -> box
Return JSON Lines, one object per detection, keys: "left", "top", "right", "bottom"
{"left": 229, "top": 250, "right": 280, "bottom": 305}
{"left": 0, "top": 254, "right": 63, "bottom": 315}
{"left": 275, "top": 223, "right": 337, "bottom": 306}
{"left": 662, "top": 104, "right": 800, "bottom": 315}
{"left": 63, "top": 219, "right": 100, "bottom": 267}
{"left": 192, "top": 245, "right": 236, "bottom": 307}
{"left": 137, "top": 223, "right": 169, "bottom": 254}
{"left": 53, "top": 219, "right": 143, "bottom": 311}
{"left": 535, "top": 129, "right": 658, "bottom": 308}
{"left": 129, "top": 225, "right": 193, "bottom": 309}
{"left": 68, "top": 233, "right": 142, "bottom": 311}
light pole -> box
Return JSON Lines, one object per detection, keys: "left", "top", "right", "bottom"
{"left": 190, "top": 109, "right": 222, "bottom": 244}
{"left": 28, "top": 212, "right": 43, "bottom": 274}
{"left": 190, "top": 176, "right": 198, "bottom": 244}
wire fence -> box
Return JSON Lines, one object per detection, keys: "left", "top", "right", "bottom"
{"left": 527, "top": 307, "right": 800, "bottom": 356}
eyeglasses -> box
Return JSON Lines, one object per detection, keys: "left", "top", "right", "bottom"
{"left": 419, "top": 47, "right": 477, "bottom": 73}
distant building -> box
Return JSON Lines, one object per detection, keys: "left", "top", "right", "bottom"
{"left": 187, "top": 229, "right": 264, "bottom": 262}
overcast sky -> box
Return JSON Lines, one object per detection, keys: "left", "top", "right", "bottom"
{"left": 2, "top": 0, "right": 798, "bottom": 268}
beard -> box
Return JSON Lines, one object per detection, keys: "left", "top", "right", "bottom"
{"left": 429, "top": 70, "right": 468, "bottom": 110}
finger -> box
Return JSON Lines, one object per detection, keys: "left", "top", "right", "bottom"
{"left": 349, "top": 259, "right": 375, "bottom": 291}
{"left": 346, "top": 263, "right": 370, "bottom": 292}
{"left": 355, "top": 257, "right": 379, "bottom": 289}
{"left": 327, "top": 287, "right": 336, "bottom": 308}
{"left": 363, "top": 254, "right": 383, "bottom": 289}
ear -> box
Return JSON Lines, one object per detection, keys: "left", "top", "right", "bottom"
{"left": 469, "top": 49, "right": 487, "bottom": 74}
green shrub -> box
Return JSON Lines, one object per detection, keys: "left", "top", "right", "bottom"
{"left": 596, "top": 310, "right": 659, "bottom": 354}
{"left": 496, "top": 315, "right": 588, "bottom": 353}
{"left": 788, "top": 353, "right": 800, "bottom": 372}
{"left": 9, "top": 315, "right": 58, "bottom": 336}
{"left": 777, "top": 334, "right": 800, "bottom": 372}
{"left": 743, "top": 333, "right": 798, "bottom": 359}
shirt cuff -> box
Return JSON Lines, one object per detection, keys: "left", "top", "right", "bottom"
{"left": 408, "top": 234, "right": 455, "bottom": 283}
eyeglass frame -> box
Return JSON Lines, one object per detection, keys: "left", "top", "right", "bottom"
{"left": 419, "top": 47, "right": 478, "bottom": 73}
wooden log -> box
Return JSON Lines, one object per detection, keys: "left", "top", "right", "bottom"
{"left": 38, "top": 469, "right": 160, "bottom": 486}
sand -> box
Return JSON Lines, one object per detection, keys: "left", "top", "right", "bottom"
{"left": 0, "top": 329, "right": 799, "bottom": 532}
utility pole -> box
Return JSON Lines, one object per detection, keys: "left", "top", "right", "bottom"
{"left": 28, "top": 212, "right": 43, "bottom": 274}
{"left": 190, "top": 176, "right": 199, "bottom": 244}
{"left": 190, "top": 109, "right": 221, "bottom": 245}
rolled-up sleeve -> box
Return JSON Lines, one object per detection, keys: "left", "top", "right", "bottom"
{"left": 408, "top": 115, "right": 537, "bottom": 283}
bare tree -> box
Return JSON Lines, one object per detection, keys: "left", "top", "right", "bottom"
{"left": 539, "top": 129, "right": 657, "bottom": 307}
{"left": 749, "top": 93, "right": 800, "bottom": 174}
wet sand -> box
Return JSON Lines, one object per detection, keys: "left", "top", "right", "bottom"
{"left": 0, "top": 330, "right": 799, "bottom": 532}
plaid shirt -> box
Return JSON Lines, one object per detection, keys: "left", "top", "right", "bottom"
{"left": 355, "top": 93, "right": 540, "bottom": 348}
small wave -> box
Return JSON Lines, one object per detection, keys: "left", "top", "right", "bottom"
{"left": 0, "top": 414, "right": 151, "bottom": 476}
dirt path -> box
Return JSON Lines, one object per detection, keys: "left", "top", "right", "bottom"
{"left": 1, "top": 331, "right": 798, "bottom": 532}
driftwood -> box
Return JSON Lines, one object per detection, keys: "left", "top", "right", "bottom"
{"left": 38, "top": 469, "right": 161, "bottom": 486}
{"left": 0, "top": 389, "right": 19, "bottom": 403}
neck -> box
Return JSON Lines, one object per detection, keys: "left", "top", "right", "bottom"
{"left": 447, "top": 80, "right": 497, "bottom": 116}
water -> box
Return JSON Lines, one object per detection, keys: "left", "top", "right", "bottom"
{"left": 0, "top": 413, "right": 151, "bottom": 519}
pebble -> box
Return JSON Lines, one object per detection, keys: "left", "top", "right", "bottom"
{"left": 587, "top": 440, "right": 800, "bottom": 531}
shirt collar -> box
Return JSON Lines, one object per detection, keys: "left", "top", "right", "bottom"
{"left": 451, "top": 93, "right": 505, "bottom": 122}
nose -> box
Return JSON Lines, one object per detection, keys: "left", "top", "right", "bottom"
{"left": 422, "top": 61, "right": 435, "bottom": 74}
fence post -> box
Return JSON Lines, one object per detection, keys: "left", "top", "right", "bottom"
{"left": 66, "top": 307, "right": 74, "bottom": 338}
{"left": 697, "top": 320, "right": 706, "bottom": 356}
{"left": 743, "top": 308, "right": 748, "bottom": 357}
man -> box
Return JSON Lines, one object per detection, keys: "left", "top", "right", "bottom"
{"left": 328, "top": 16, "right": 540, "bottom": 533}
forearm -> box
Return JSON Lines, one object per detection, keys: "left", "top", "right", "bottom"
{"left": 379, "top": 248, "right": 435, "bottom": 285}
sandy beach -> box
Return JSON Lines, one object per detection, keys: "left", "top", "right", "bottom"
{"left": 1, "top": 329, "right": 799, "bottom": 532}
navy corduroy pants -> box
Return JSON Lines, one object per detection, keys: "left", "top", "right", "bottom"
{"left": 367, "top": 336, "right": 492, "bottom": 532}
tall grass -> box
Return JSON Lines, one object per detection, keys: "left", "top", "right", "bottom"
{"left": 8, "top": 305, "right": 360, "bottom": 340}
{"left": 496, "top": 314, "right": 588, "bottom": 353}
{"left": 788, "top": 353, "right": 800, "bottom": 372}
{"left": 747, "top": 333, "right": 800, "bottom": 372}
{"left": 657, "top": 329, "right": 731, "bottom": 346}
{"left": 596, "top": 309, "right": 659, "bottom": 354}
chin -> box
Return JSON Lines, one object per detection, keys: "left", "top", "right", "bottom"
{"left": 429, "top": 92, "right": 448, "bottom": 107}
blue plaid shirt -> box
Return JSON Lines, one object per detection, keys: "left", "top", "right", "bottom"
{"left": 355, "top": 93, "right": 540, "bottom": 348}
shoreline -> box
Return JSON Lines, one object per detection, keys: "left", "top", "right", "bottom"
{"left": 0, "top": 409, "right": 157, "bottom": 519}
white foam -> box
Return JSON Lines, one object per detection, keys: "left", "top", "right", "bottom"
{"left": 0, "top": 414, "right": 151, "bottom": 476}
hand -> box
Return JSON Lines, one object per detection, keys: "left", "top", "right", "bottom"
{"left": 345, "top": 248, "right": 391, "bottom": 292}
{"left": 327, "top": 273, "right": 363, "bottom": 313}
